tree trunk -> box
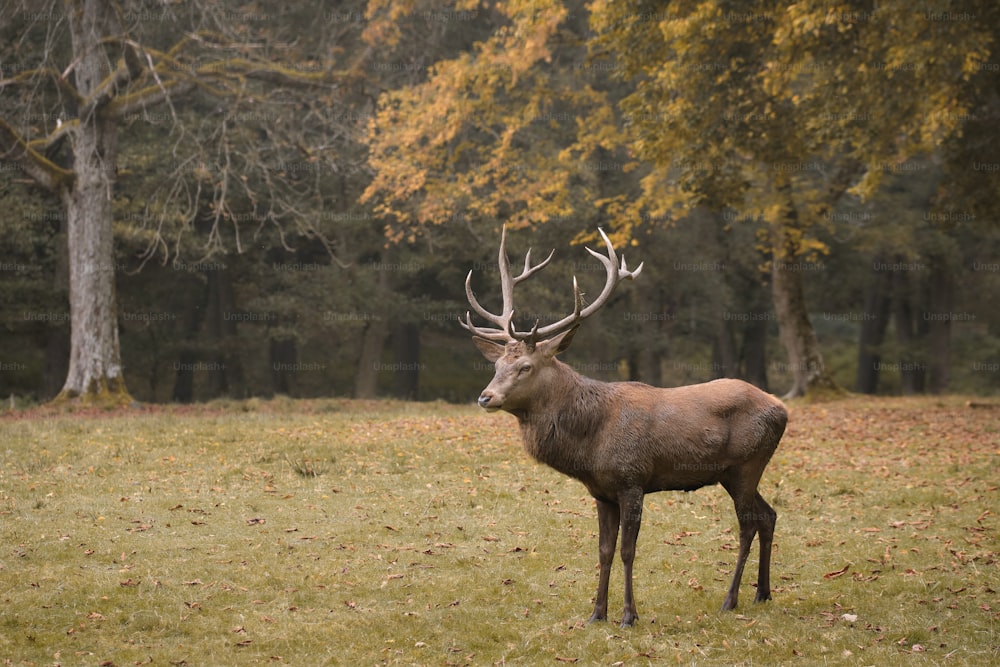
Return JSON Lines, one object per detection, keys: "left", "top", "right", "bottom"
{"left": 59, "top": 158, "right": 125, "bottom": 401}
{"left": 43, "top": 215, "right": 70, "bottom": 399}
{"left": 891, "top": 267, "right": 926, "bottom": 394}
{"left": 354, "top": 317, "right": 389, "bottom": 398}
{"left": 204, "top": 268, "right": 244, "bottom": 397}
{"left": 172, "top": 348, "right": 196, "bottom": 403}
{"left": 712, "top": 316, "right": 739, "bottom": 379}
{"left": 630, "top": 345, "right": 663, "bottom": 386}
{"left": 57, "top": 1, "right": 129, "bottom": 403}
{"left": 172, "top": 271, "right": 209, "bottom": 402}
{"left": 770, "top": 182, "right": 840, "bottom": 399}
{"left": 740, "top": 280, "right": 771, "bottom": 392}
{"left": 856, "top": 258, "right": 893, "bottom": 394}
{"left": 391, "top": 322, "right": 421, "bottom": 400}
{"left": 354, "top": 266, "right": 390, "bottom": 399}
{"left": 270, "top": 337, "right": 298, "bottom": 396}
{"left": 741, "top": 314, "right": 770, "bottom": 391}
{"left": 771, "top": 259, "right": 831, "bottom": 398}
{"left": 926, "top": 257, "right": 951, "bottom": 394}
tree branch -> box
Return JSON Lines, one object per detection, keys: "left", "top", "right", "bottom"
{"left": 106, "top": 78, "right": 198, "bottom": 118}
{"left": 79, "top": 43, "right": 147, "bottom": 118}
{"left": 27, "top": 118, "right": 77, "bottom": 152}
{"left": 0, "top": 66, "right": 81, "bottom": 103}
{"left": 0, "top": 117, "right": 74, "bottom": 191}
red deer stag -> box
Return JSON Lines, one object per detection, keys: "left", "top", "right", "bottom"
{"left": 461, "top": 226, "right": 787, "bottom": 627}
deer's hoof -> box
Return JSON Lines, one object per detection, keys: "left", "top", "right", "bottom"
{"left": 620, "top": 613, "right": 638, "bottom": 628}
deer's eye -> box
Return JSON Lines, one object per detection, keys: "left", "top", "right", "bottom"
{"left": 518, "top": 364, "right": 532, "bottom": 375}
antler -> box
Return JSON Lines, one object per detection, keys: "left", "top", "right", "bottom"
{"left": 461, "top": 225, "right": 555, "bottom": 342}
{"left": 461, "top": 226, "right": 643, "bottom": 344}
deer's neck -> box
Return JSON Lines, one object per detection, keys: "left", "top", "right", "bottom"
{"left": 514, "top": 361, "right": 612, "bottom": 478}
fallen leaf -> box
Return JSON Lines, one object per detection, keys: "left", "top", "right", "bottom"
{"left": 824, "top": 564, "right": 850, "bottom": 579}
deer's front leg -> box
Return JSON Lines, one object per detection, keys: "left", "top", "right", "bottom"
{"left": 618, "top": 489, "right": 644, "bottom": 627}
{"left": 589, "top": 498, "right": 620, "bottom": 623}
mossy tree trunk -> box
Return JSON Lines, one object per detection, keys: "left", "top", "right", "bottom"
{"left": 56, "top": 0, "right": 129, "bottom": 404}
{"left": 770, "top": 183, "right": 841, "bottom": 400}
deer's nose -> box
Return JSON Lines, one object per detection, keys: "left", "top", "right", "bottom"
{"left": 477, "top": 394, "right": 491, "bottom": 408}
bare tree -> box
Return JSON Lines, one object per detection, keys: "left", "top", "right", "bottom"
{"left": 0, "top": 0, "right": 365, "bottom": 402}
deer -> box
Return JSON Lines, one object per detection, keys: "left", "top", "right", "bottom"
{"left": 460, "top": 226, "right": 787, "bottom": 627}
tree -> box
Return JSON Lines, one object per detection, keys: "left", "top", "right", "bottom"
{"left": 0, "top": 0, "right": 357, "bottom": 403}
{"left": 587, "top": 0, "right": 1000, "bottom": 397}
{"left": 585, "top": 1, "right": 853, "bottom": 397}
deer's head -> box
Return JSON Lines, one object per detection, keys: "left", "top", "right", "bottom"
{"left": 462, "top": 226, "right": 642, "bottom": 413}
{"left": 472, "top": 330, "right": 576, "bottom": 412}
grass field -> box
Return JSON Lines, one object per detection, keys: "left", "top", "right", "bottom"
{"left": 0, "top": 395, "right": 997, "bottom": 666}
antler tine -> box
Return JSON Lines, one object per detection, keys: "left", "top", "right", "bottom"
{"left": 532, "top": 275, "right": 584, "bottom": 339}
{"left": 513, "top": 247, "right": 556, "bottom": 285}
{"left": 497, "top": 224, "right": 515, "bottom": 319}
{"left": 507, "top": 315, "right": 541, "bottom": 344}
{"left": 465, "top": 269, "right": 504, "bottom": 326}
{"left": 532, "top": 228, "right": 638, "bottom": 339}
{"left": 578, "top": 228, "right": 643, "bottom": 318}
{"left": 460, "top": 310, "right": 511, "bottom": 343}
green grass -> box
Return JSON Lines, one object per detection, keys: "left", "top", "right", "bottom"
{"left": 1, "top": 396, "right": 997, "bottom": 665}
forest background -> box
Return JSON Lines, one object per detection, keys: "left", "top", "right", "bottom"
{"left": 1, "top": 0, "right": 998, "bottom": 405}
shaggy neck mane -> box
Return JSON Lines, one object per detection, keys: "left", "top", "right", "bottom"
{"left": 513, "top": 360, "right": 613, "bottom": 476}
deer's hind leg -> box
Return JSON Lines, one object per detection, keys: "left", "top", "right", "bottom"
{"left": 720, "top": 463, "right": 770, "bottom": 611}
{"left": 752, "top": 492, "right": 777, "bottom": 603}
{"left": 721, "top": 491, "right": 758, "bottom": 611}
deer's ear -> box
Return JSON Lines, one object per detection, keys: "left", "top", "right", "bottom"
{"left": 536, "top": 326, "right": 579, "bottom": 359}
{"left": 473, "top": 337, "right": 506, "bottom": 362}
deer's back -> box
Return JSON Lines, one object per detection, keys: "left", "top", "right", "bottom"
{"left": 586, "top": 378, "right": 787, "bottom": 498}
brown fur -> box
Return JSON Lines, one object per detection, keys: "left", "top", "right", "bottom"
{"left": 473, "top": 329, "right": 787, "bottom": 627}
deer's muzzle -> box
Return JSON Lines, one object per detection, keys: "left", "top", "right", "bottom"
{"left": 478, "top": 392, "right": 500, "bottom": 411}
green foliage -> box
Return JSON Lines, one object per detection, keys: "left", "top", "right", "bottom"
{"left": 0, "top": 398, "right": 997, "bottom": 663}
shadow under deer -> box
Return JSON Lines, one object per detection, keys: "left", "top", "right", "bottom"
{"left": 462, "top": 226, "right": 787, "bottom": 627}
